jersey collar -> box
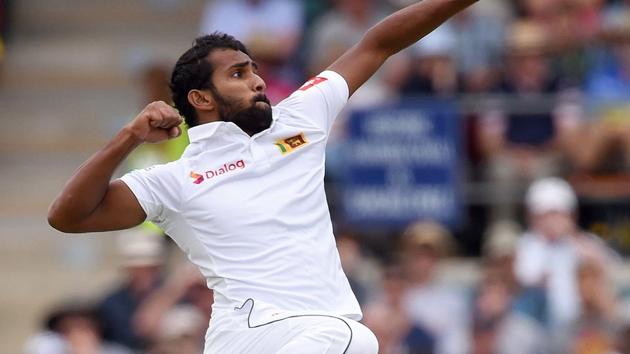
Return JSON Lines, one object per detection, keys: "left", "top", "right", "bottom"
{"left": 187, "top": 120, "right": 225, "bottom": 142}
{"left": 187, "top": 107, "right": 279, "bottom": 142}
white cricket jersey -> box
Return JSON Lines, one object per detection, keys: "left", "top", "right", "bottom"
{"left": 120, "top": 71, "right": 362, "bottom": 324}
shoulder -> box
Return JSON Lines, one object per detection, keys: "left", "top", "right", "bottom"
{"left": 279, "top": 71, "right": 348, "bottom": 104}
{"left": 271, "top": 71, "right": 349, "bottom": 133}
{"left": 120, "top": 159, "right": 187, "bottom": 198}
{"left": 275, "top": 71, "right": 348, "bottom": 109}
{"left": 136, "top": 159, "right": 186, "bottom": 177}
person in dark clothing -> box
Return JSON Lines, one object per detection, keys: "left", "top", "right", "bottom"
{"left": 98, "top": 229, "right": 165, "bottom": 349}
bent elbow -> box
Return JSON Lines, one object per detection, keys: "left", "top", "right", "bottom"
{"left": 47, "top": 211, "right": 67, "bottom": 233}
{"left": 47, "top": 206, "right": 78, "bottom": 233}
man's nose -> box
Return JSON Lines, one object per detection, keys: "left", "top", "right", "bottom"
{"left": 253, "top": 74, "right": 266, "bottom": 92}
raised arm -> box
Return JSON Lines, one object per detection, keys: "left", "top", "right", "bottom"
{"left": 329, "top": 0, "right": 478, "bottom": 95}
{"left": 48, "top": 101, "right": 183, "bottom": 233}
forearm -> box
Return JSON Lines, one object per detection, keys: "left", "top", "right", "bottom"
{"left": 48, "top": 128, "right": 141, "bottom": 229}
{"left": 329, "top": 0, "right": 477, "bottom": 95}
{"left": 364, "top": 0, "right": 478, "bottom": 57}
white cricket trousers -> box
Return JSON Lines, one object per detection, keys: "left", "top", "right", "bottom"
{"left": 204, "top": 308, "right": 378, "bottom": 353}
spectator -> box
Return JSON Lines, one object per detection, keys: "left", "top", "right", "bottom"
{"left": 471, "top": 259, "right": 548, "bottom": 354}
{"left": 516, "top": 0, "right": 567, "bottom": 41}
{"left": 569, "top": 259, "right": 620, "bottom": 354}
{"left": 26, "top": 302, "right": 132, "bottom": 354}
{"left": 401, "top": 24, "right": 460, "bottom": 98}
{"left": 482, "top": 219, "right": 521, "bottom": 264}
{"left": 133, "top": 262, "right": 213, "bottom": 345}
{"left": 478, "top": 20, "right": 576, "bottom": 220}
{"left": 363, "top": 264, "right": 435, "bottom": 354}
{"left": 566, "top": 0, "right": 605, "bottom": 44}
{"left": 97, "top": 228, "right": 165, "bottom": 350}
{"left": 577, "top": 10, "right": 630, "bottom": 174}
{"left": 451, "top": 6, "right": 507, "bottom": 93}
{"left": 336, "top": 232, "right": 380, "bottom": 305}
{"left": 515, "top": 0, "right": 604, "bottom": 85}
{"left": 148, "top": 305, "right": 207, "bottom": 354}
{"left": 400, "top": 221, "right": 470, "bottom": 354}
{"left": 514, "top": 177, "right": 619, "bottom": 350}
{"left": 602, "top": 0, "right": 630, "bottom": 41}
{"left": 483, "top": 219, "right": 550, "bottom": 324}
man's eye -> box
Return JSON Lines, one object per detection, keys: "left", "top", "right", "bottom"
{"left": 232, "top": 71, "right": 242, "bottom": 78}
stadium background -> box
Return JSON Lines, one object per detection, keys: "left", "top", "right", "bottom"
{"left": 2, "top": 0, "right": 630, "bottom": 353}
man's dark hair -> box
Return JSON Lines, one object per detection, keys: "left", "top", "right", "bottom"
{"left": 170, "top": 32, "right": 250, "bottom": 127}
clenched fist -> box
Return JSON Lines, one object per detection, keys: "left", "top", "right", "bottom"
{"left": 125, "top": 101, "right": 184, "bottom": 144}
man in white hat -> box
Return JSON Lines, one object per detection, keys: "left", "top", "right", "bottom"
{"left": 514, "top": 177, "right": 618, "bottom": 349}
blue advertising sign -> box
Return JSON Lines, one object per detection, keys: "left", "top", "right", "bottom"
{"left": 338, "top": 99, "right": 462, "bottom": 228}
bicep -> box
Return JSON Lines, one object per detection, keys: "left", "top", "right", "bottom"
{"left": 74, "top": 180, "right": 147, "bottom": 232}
{"left": 327, "top": 41, "right": 389, "bottom": 96}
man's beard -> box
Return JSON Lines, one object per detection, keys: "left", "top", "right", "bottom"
{"left": 214, "top": 91, "right": 272, "bottom": 136}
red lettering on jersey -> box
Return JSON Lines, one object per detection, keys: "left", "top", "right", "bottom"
{"left": 299, "top": 77, "right": 328, "bottom": 91}
{"left": 190, "top": 160, "right": 246, "bottom": 184}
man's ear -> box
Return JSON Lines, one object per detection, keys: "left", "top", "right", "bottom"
{"left": 188, "top": 89, "right": 215, "bottom": 112}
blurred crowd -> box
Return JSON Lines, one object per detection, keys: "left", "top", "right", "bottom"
{"left": 360, "top": 178, "right": 626, "bottom": 354}
{"left": 25, "top": 177, "right": 630, "bottom": 354}
{"left": 21, "top": 0, "right": 630, "bottom": 353}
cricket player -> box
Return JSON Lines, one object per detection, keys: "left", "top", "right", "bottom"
{"left": 49, "top": 0, "right": 478, "bottom": 352}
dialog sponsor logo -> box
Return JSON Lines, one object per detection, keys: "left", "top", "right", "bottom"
{"left": 190, "top": 172, "right": 204, "bottom": 184}
{"left": 190, "top": 159, "right": 246, "bottom": 184}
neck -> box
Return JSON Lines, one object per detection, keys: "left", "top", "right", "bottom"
{"left": 196, "top": 113, "right": 220, "bottom": 126}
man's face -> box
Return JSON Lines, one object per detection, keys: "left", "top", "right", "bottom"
{"left": 508, "top": 52, "right": 549, "bottom": 91}
{"left": 406, "top": 245, "right": 439, "bottom": 281}
{"left": 530, "top": 210, "right": 575, "bottom": 241}
{"left": 207, "top": 49, "right": 272, "bottom": 135}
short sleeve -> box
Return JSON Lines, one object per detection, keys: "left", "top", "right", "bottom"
{"left": 119, "top": 164, "right": 181, "bottom": 225}
{"left": 277, "top": 70, "right": 349, "bottom": 133}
